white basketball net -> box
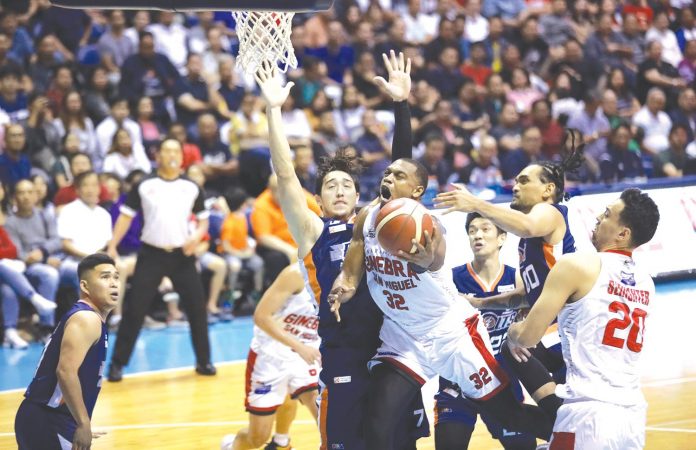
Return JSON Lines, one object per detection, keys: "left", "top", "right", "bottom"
{"left": 232, "top": 11, "right": 297, "bottom": 74}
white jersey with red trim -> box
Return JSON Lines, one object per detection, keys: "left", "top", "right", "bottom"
{"left": 363, "top": 204, "right": 477, "bottom": 338}
{"left": 556, "top": 251, "right": 654, "bottom": 407}
{"left": 250, "top": 287, "right": 320, "bottom": 360}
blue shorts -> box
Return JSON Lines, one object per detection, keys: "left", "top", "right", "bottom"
{"left": 319, "top": 347, "right": 429, "bottom": 450}
{"left": 15, "top": 400, "right": 77, "bottom": 450}
{"left": 434, "top": 355, "right": 535, "bottom": 445}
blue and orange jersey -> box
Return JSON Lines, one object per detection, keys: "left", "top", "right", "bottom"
{"left": 304, "top": 217, "right": 382, "bottom": 350}
{"left": 24, "top": 301, "right": 107, "bottom": 417}
{"left": 518, "top": 204, "right": 576, "bottom": 307}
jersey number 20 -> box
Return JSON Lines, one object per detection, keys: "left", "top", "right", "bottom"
{"left": 602, "top": 301, "right": 647, "bottom": 353}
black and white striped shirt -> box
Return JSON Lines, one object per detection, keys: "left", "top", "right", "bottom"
{"left": 120, "top": 174, "right": 208, "bottom": 249}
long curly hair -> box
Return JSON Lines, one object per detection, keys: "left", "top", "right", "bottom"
{"left": 536, "top": 128, "right": 586, "bottom": 203}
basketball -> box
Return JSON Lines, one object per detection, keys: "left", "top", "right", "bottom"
{"left": 375, "top": 198, "right": 434, "bottom": 255}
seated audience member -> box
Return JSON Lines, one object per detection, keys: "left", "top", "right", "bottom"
{"left": 600, "top": 124, "right": 645, "bottom": 183}
{"left": 633, "top": 87, "right": 673, "bottom": 156}
{"left": 53, "top": 152, "right": 110, "bottom": 207}
{"left": 250, "top": 174, "right": 320, "bottom": 287}
{"left": 56, "top": 171, "right": 113, "bottom": 295}
{"left": 95, "top": 97, "right": 149, "bottom": 169}
{"left": 0, "top": 181, "right": 56, "bottom": 348}
{"left": 0, "top": 124, "right": 32, "bottom": 187}
{"left": 4, "top": 179, "right": 61, "bottom": 341}
{"left": 219, "top": 187, "right": 264, "bottom": 312}
{"left": 102, "top": 127, "right": 152, "bottom": 179}
{"left": 653, "top": 124, "right": 690, "bottom": 178}
{"left": 185, "top": 164, "right": 232, "bottom": 322}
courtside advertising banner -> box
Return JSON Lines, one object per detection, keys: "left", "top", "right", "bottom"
{"left": 436, "top": 185, "right": 696, "bottom": 278}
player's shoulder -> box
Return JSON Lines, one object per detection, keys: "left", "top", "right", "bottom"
{"left": 502, "top": 264, "right": 517, "bottom": 277}
{"left": 556, "top": 251, "right": 600, "bottom": 274}
{"left": 65, "top": 308, "right": 103, "bottom": 338}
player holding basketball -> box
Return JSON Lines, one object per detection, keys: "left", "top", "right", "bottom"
{"left": 329, "top": 158, "right": 554, "bottom": 450}
{"left": 507, "top": 188, "right": 659, "bottom": 449}
{"left": 434, "top": 131, "right": 585, "bottom": 420}
{"left": 222, "top": 264, "right": 321, "bottom": 450}
{"left": 14, "top": 253, "right": 117, "bottom": 450}
{"left": 252, "top": 53, "right": 428, "bottom": 450}
{"left": 435, "top": 212, "right": 536, "bottom": 450}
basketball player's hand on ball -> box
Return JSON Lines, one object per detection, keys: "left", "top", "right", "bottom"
{"left": 434, "top": 184, "right": 480, "bottom": 214}
{"left": 295, "top": 343, "right": 322, "bottom": 366}
{"left": 397, "top": 228, "right": 438, "bottom": 271}
{"left": 255, "top": 60, "right": 295, "bottom": 109}
{"left": 373, "top": 50, "right": 411, "bottom": 102}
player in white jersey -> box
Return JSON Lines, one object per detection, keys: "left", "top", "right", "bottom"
{"left": 507, "top": 188, "right": 660, "bottom": 449}
{"left": 329, "top": 159, "right": 554, "bottom": 449}
{"left": 222, "top": 264, "right": 321, "bottom": 450}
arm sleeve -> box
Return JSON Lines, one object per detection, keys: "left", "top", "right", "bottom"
{"left": 391, "top": 101, "right": 413, "bottom": 161}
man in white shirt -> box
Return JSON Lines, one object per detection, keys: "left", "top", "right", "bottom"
{"left": 402, "top": 0, "right": 438, "bottom": 45}
{"left": 464, "top": 0, "right": 489, "bottom": 43}
{"left": 146, "top": 11, "right": 189, "bottom": 75}
{"left": 95, "top": 97, "right": 150, "bottom": 172}
{"left": 57, "top": 171, "right": 113, "bottom": 294}
{"left": 633, "top": 88, "right": 673, "bottom": 155}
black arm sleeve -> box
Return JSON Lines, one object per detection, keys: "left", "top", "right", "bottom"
{"left": 391, "top": 101, "right": 412, "bottom": 161}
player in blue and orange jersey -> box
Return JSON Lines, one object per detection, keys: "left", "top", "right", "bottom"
{"left": 14, "top": 253, "right": 118, "bottom": 450}
{"left": 435, "top": 130, "right": 586, "bottom": 422}
{"left": 435, "top": 212, "right": 536, "bottom": 450}
{"left": 237, "top": 53, "right": 428, "bottom": 450}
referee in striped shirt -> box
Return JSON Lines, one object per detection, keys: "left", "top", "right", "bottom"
{"left": 106, "top": 139, "right": 215, "bottom": 381}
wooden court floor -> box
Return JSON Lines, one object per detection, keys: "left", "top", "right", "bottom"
{"left": 1, "top": 361, "right": 695, "bottom": 449}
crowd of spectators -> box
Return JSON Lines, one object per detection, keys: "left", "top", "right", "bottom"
{"left": 1, "top": 0, "right": 696, "bottom": 347}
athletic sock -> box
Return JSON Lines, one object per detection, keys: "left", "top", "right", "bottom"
{"left": 273, "top": 433, "right": 290, "bottom": 447}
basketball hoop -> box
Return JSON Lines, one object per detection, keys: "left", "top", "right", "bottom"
{"left": 232, "top": 10, "right": 296, "bottom": 74}
{"left": 50, "top": 0, "right": 334, "bottom": 73}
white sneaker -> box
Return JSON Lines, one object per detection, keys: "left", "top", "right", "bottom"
{"left": 30, "top": 294, "right": 56, "bottom": 316}
{"left": 3, "top": 328, "right": 29, "bottom": 349}
{"left": 220, "top": 434, "right": 236, "bottom": 450}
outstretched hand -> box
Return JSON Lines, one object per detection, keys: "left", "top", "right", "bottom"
{"left": 373, "top": 50, "right": 412, "bottom": 102}
{"left": 434, "top": 183, "right": 480, "bottom": 214}
{"left": 327, "top": 282, "right": 357, "bottom": 323}
{"left": 255, "top": 61, "right": 295, "bottom": 109}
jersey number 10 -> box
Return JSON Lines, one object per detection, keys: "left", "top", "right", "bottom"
{"left": 602, "top": 301, "right": 647, "bottom": 353}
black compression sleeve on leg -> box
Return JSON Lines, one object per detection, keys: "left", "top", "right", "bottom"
{"left": 475, "top": 385, "right": 553, "bottom": 441}
{"left": 365, "top": 363, "right": 420, "bottom": 450}
{"left": 501, "top": 341, "right": 555, "bottom": 395}
{"left": 434, "top": 422, "right": 474, "bottom": 450}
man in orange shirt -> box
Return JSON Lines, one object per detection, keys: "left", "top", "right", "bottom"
{"left": 250, "top": 174, "right": 321, "bottom": 287}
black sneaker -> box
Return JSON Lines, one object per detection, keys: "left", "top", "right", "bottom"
{"left": 263, "top": 440, "right": 293, "bottom": 450}
{"left": 107, "top": 363, "right": 123, "bottom": 382}
{"left": 195, "top": 363, "right": 217, "bottom": 376}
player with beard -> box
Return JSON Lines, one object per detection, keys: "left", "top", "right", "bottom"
{"left": 329, "top": 158, "right": 555, "bottom": 450}
{"left": 507, "top": 188, "right": 659, "bottom": 449}
{"left": 434, "top": 130, "right": 585, "bottom": 421}
{"left": 250, "top": 52, "right": 429, "bottom": 450}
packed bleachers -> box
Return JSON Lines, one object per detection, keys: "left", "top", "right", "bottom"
{"left": 0, "top": 0, "right": 695, "bottom": 347}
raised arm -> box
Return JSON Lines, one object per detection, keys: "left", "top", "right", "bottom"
{"left": 373, "top": 50, "right": 413, "bottom": 161}
{"left": 256, "top": 62, "right": 323, "bottom": 259}
{"left": 435, "top": 185, "right": 565, "bottom": 240}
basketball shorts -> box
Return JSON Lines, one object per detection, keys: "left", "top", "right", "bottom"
{"left": 550, "top": 399, "right": 646, "bottom": 450}
{"left": 435, "top": 355, "right": 535, "bottom": 446}
{"left": 244, "top": 349, "right": 319, "bottom": 415}
{"left": 318, "top": 346, "right": 430, "bottom": 450}
{"left": 15, "top": 400, "right": 76, "bottom": 450}
{"left": 373, "top": 314, "right": 509, "bottom": 399}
